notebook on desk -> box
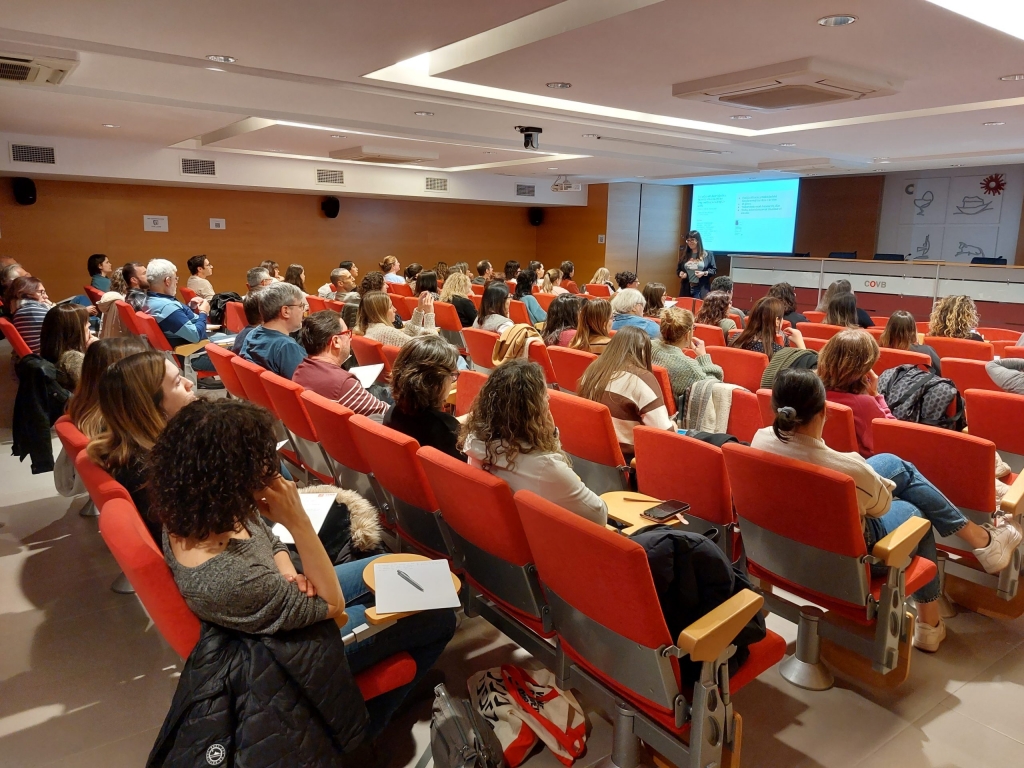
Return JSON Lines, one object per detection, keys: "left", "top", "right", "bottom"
{"left": 373, "top": 559, "right": 460, "bottom": 614}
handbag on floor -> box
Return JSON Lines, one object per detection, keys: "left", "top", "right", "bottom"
{"left": 429, "top": 683, "right": 504, "bottom": 768}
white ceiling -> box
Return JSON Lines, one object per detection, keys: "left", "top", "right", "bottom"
{"left": 1, "top": 0, "right": 1024, "bottom": 191}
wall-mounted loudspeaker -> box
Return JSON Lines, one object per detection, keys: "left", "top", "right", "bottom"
{"left": 528, "top": 207, "right": 544, "bottom": 226}
{"left": 321, "top": 196, "right": 340, "bottom": 218}
{"left": 13, "top": 177, "right": 36, "bottom": 206}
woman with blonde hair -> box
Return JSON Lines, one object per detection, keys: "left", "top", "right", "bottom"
{"left": 588, "top": 267, "right": 616, "bottom": 294}
{"left": 356, "top": 290, "right": 436, "bottom": 347}
{"left": 928, "top": 295, "right": 983, "bottom": 341}
{"left": 652, "top": 307, "right": 724, "bottom": 402}
{"left": 578, "top": 326, "right": 675, "bottom": 455}
{"left": 818, "top": 329, "right": 893, "bottom": 456}
{"left": 541, "top": 268, "right": 568, "bottom": 295}
{"left": 438, "top": 270, "right": 477, "bottom": 327}
{"left": 824, "top": 292, "right": 860, "bottom": 329}
{"left": 694, "top": 291, "right": 736, "bottom": 334}
{"left": 569, "top": 298, "right": 613, "bottom": 354}
{"left": 730, "top": 297, "right": 804, "bottom": 360}
{"left": 380, "top": 255, "right": 404, "bottom": 285}
{"left": 460, "top": 359, "right": 606, "bottom": 524}
{"left": 815, "top": 279, "right": 845, "bottom": 313}
{"left": 68, "top": 337, "right": 149, "bottom": 438}
{"left": 880, "top": 310, "right": 940, "bottom": 374}
{"left": 642, "top": 283, "right": 666, "bottom": 318}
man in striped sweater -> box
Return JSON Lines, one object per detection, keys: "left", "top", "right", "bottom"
{"left": 292, "top": 310, "right": 389, "bottom": 418}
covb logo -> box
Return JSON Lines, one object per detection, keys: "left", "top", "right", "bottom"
{"left": 864, "top": 280, "right": 886, "bottom": 289}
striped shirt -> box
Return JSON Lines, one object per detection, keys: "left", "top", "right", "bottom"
{"left": 595, "top": 367, "right": 675, "bottom": 454}
{"left": 292, "top": 357, "right": 388, "bottom": 417}
{"left": 12, "top": 300, "right": 51, "bottom": 354}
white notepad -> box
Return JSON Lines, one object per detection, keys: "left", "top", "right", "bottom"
{"left": 272, "top": 492, "right": 335, "bottom": 544}
{"left": 351, "top": 363, "right": 384, "bottom": 389}
{"left": 373, "top": 560, "right": 460, "bottom": 614}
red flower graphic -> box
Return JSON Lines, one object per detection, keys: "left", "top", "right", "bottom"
{"left": 981, "top": 174, "right": 1006, "bottom": 196}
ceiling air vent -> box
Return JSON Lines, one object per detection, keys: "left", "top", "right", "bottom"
{"left": 181, "top": 158, "right": 216, "bottom": 176}
{"left": 425, "top": 177, "right": 448, "bottom": 193}
{"left": 316, "top": 169, "right": 345, "bottom": 185}
{"left": 673, "top": 57, "right": 901, "bottom": 111}
{"left": 10, "top": 143, "right": 56, "bottom": 164}
{"left": 0, "top": 51, "right": 78, "bottom": 85}
{"left": 516, "top": 184, "right": 536, "bottom": 197}
{"left": 330, "top": 145, "right": 438, "bottom": 165}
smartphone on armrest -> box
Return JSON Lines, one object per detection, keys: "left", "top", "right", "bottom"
{"left": 640, "top": 499, "right": 691, "bottom": 522}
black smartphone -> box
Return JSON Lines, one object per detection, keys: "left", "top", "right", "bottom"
{"left": 640, "top": 499, "right": 691, "bottom": 522}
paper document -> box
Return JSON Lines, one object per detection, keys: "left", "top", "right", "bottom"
{"left": 272, "top": 492, "right": 335, "bottom": 544}
{"left": 665, "top": 299, "right": 677, "bottom": 309}
{"left": 351, "top": 363, "right": 384, "bottom": 389}
{"left": 373, "top": 560, "right": 460, "bottom": 614}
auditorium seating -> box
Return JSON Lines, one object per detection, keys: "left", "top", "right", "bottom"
{"left": 204, "top": 344, "right": 247, "bottom": 399}
{"left": 526, "top": 342, "right": 558, "bottom": 387}
{"left": 693, "top": 323, "right": 727, "bottom": 347}
{"left": 547, "top": 389, "right": 629, "bottom": 494}
{"left": 727, "top": 389, "right": 763, "bottom": 443}
{"left": 873, "top": 347, "right": 932, "bottom": 375}
{"left": 350, "top": 335, "right": 391, "bottom": 381}
{"left": 584, "top": 283, "right": 611, "bottom": 297}
{"left": 388, "top": 281, "right": 413, "bottom": 297}
{"left": 923, "top": 336, "right": 994, "bottom": 361}
{"left": 965, "top": 389, "right": 1024, "bottom": 473}
{"left": 755, "top": 390, "right": 858, "bottom": 453}
{"left": 462, "top": 328, "right": 499, "bottom": 373}
{"left": 804, "top": 311, "right": 826, "bottom": 323}
{"left": 796, "top": 322, "right": 845, "bottom": 340}
{"left": 706, "top": 347, "right": 768, "bottom": 392}
{"left": 1006, "top": 346, "right": 1024, "bottom": 360}
{"left": 380, "top": 344, "right": 401, "bottom": 372}
{"left": 114, "top": 300, "right": 145, "bottom": 336}
{"left": 508, "top": 300, "right": 531, "bottom": 325}
{"left": 74, "top": 450, "right": 136, "bottom": 594}
{"left": 547, "top": 346, "right": 597, "bottom": 393}
{"left": 535, "top": 292, "right": 557, "bottom": 312}
{"left": 391, "top": 294, "right": 413, "bottom": 321}
{"left": 260, "top": 370, "right": 335, "bottom": 484}
{"left": 802, "top": 337, "right": 828, "bottom": 352}
{"left": 229, "top": 356, "right": 304, "bottom": 473}
{"left": 133, "top": 311, "right": 218, "bottom": 381}
{"left": 454, "top": 370, "right": 487, "bottom": 417}
{"left": 82, "top": 284, "right": 105, "bottom": 304}
{"left": 54, "top": 416, "right": 98, "bottom": 518}
{"left": 942, "top": 358, "right": 1002, "bottom": 393}
{"left": 224, "top": 301, "right": 247, "bottom": 333}
{"left": 179, "top": 286, "right": 197, "bottom": 304}
{"left": 432, "top": 301, "right": 466, "bottom": 351}
{"left": 652, "top": 364, "right": 677, "bottom": 417}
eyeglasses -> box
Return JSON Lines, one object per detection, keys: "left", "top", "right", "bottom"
{"left": 336, "top": 330, "right": 352, "bottom": 338}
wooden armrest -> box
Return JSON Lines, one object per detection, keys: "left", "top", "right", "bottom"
{"left": 676, "top": 589, "right": 764, "bottom": 663}
{"left": 871, "top": 516, "right": 931, "bottom": 567}
{"left": 333, "top": 610, "right": 349, "bottom": 629}
{"left": 1000, "top": 471, "right": 1024, "bottom": 517}
{"left": 361, "top": 553, "right": 462, "bottom": 625}
{"left": 174, "top": 339, "right": 209, "bottom": 356}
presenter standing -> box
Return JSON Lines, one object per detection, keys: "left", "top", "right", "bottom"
{"left": 677, "top": 230, "right": 717, "bottom": 299}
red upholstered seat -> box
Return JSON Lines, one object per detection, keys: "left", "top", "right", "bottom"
{"left": 388, "top": 281, "right": 413, "bottom": 297}
{"left": 726, "top": 390, "right": 762, "bottom": 443}
{"left": 693, "top": 323, "right": 726, "bottom": 347}
{"left": 965, "top": 389, "right": 1024, "bottom": 467}
{"left": 942, "top": 358, "right": 1002, "bottom": 393}
{"left": 706, "top": 347, "right": 768, "bottom": 392}
{"left": 300, "top": 391, "right": 373, "bottom": 475}
{"left": 547, "top": 389, "right": 625, "bottom": 468}
{"left": 224, "top": 301, "right": 247, "bottom": 333}
{"left": 796, "top": 322, "right": 845, "bottom": 340}
{"left": 390, "top": 294, "right": 413, "bottom": 321}
{"left": 469, "top": 294, "right": 483, "bottom": 310}
{"left": 508, "top": 300, "right": 531, "bottom": 325}
{"left": 455, "top": 370, "right": 487, "bottom": 417}
{"left": 205, "top": 345, "right": 247, "bottom": 400}
{"left": 977, "top": 326, "right": 1019, "bottom": 342}
{"left": 55, "top": 415, "right": 89, "bottom": 461}
{"left": 535, "top": 293, "right": 557, "bottom": 312}
{"left": 230, "top": 356, "right": 278, "bottom": 415}
{"left": 547, "top": 346, "right": 596, "bottom": 393}
{"left": 651, "top": 365, "right": 676, "bottom": 417}
{"left": 755, "top": 389, "right": 858, "bottom": 453}
{"left": 803, "top": 311, "right": 825, "bottom": 323}
{"left": 83, "top": 284, "right": 105, "bottom": 304}
{"left": 349, "top": 335, "right": 391, "bottom": 380}
{"left": 462, "top": 328, "right": 499, "bottom": 372}
{"left": 75, "top": 451, "right": 133, "bottom": 511}
{"left": 260, "top": 371, "right": 334, "bottom": 484}
{"left": 874, "top": 347, "right": 931, "bottom": 375}
{"left": 527, "top": 342, "right": 558, "bottom": 386}
{"left": 179, "top": 286, "right": 197, "bottom": 304}
{"left": 134, "top": 311, "right": 217, "bottom": 378}
{"left": 802, "top": 337, "right": 827, "bottom": 352}
{"left": 0, "top": 316, "right": 33, "bottom": 358}
{"left": 470, "top": 283, "right": 484, "bottom": 296}
{"left": 923, "top": 336, "right": 994, "bottom": 362}
{"left": 381, "top": 344, "right": 400, "bottom": 373}
{"left": 432, "top": 301, "right": 464, "bottom": 334}
{"left": 584, "top": 283, "right": 611, "bottom": 297}
{"left": 354, "top": 652, "right": 417, "bottom": 701}
{"left": 306, "top": 295, "right": 326, "bottom": 313}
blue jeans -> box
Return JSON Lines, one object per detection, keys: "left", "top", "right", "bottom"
{"left": 334, "top": 556, "right": 457, "bottom": 738}
{"left": 863, "top": 453, "right": 968, "bottom": 603}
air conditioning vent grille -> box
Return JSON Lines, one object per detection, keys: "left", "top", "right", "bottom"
{"left": 10, "top": 143, "right": 55, "bottom": 164}
{"left": 718, "top": 84, "right": 851, "bottom": 110}
{"left": 425, "top": 177, "right": 448, "bottom": 192}
{"left": 316, "top": 169, "right": 345, "bottom": 185}
{"left": 0, "top": 62, "right": 32, "bottom": 81}
{"left": 181, "top": 158, "right": 216, "bottom": 176}
{"left": 516, "top": 184, "right": 536, "bottom": 197}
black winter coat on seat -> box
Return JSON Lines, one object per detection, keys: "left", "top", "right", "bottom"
{"left": 147, "top": 619, "right": 368, "bottom": 768}
{"left": 13, "top": 354, "right": 70, "bottom": 473}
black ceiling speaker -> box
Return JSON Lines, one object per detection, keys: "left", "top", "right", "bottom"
{"left": 528, "top": 207, "right": 544, "bottom": 226}
{"left": 321, "top": 196, "right": 340, "bottom": 218}
{"left": 13, "top": 177, "right": 36, "bottom": 206}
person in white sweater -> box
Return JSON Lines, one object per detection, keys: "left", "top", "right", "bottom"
{"left": 752, "top": 369, "right": 1021, "bottom": 653}
{"left": 355, "top": 290, "right": 437, "bottom": 348}
{"left": 459, "top": 359, "right": 607, "bottom": 526}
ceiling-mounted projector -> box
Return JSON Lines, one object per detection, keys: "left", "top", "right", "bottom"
{"left": 551, "top": 175, "right": 581, "bottom": 192}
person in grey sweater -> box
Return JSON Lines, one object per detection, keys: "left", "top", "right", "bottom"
{"left": 986, "top": 358, "right": 1024, "bottom": 395}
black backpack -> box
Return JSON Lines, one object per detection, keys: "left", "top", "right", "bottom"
{"left": 878, "top": 364, "right": 966, "bottom": 431}
{"left": 208, "top": 292, "right": 242, "bottom": 325}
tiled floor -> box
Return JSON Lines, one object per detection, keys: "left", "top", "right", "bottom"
{"left": 3, "top": 433, "right": 1024, "bottom": 767}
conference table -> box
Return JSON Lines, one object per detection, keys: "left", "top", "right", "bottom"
{"left": 729, "top": 256, "right": 1024, "bottom": 330}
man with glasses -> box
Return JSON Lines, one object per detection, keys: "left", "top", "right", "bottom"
{"left": 146, "top": 258, "right": 222, "bottom": 384}
{"left": 186, "top": 254, "right": 216, "bottom": 300}
{"left": 237, "top": 281, "right": 308, "bottom": 378}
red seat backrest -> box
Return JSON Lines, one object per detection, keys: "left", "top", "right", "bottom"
{"left": 432, "top": 301, "right": 463, "bottom": 333}
{"left": 802, "top": 337, "right": 827, "bottom": 352}
{"left": 923, "top": 336, "right": 993, "bottom": 362}
{"left": 796, "top": 322, "right": 845, "bottom": 340}
{"left": 508, "top": 300, "right": 531, "bottom": 325}
{"left": 306, "top": 295, "right": 327, "bottom": 313}
{"left": 224, "top": 302, "right": 247, "bottom": 334}
{"left": 299, "top": 390, "right": 372, "bottom": 474}
{"left": 651, "top": 365, "right": 676, "bottom": 416}
{"left": 462, "top": 328, "right": 499, "bottom": 371}
{"left": 706, "top": 347, "right": 768, "bottom": 392}
{"left": 230, "top": 356, "right": 278, "bottom": 415}
{"left": 965, "top": 389, "right": 1024, "bottom": 458}
{"left": 547, "top": 389, "right": 625, "bottom": 467}
{"left": 350, "top": 335, "right": 388, "bottom": 370}
{"left": 100, "top": 498, "right": 201, "bottom": 658}
{"left": 727, "top": 390, "right": 762, "bottom": 443}
{"left": 380, "top": 344, "right": 400, "bottom": 373}
{"left": 83, "top": 284, "right": 105, "bottom": 304}
{"left": 693, "top": 323, "right": 727, "bottom": 347}
{"left": 391, "top": 294, "right": 413, "bottom": 322}
{"left": 260, "top": 370, "right": 319, "bottom": 442}
{"left": 803, "top": 311, "right": 825, "bottom": 323}
{"left": 874, "top": 347, "right": 931, "bottom": 375}
{"left": 872, "top": 419, "right": 995, "bottom": 511}
{"left": 75, "top": 450, "right": 133, "bottom": 510}
{"left": 865, "top": 327, "right": 884, "bottom": 340}
{"left": 389, "top": 282, "right": 413, "bottom": 297}
{"left": 1006, "top": 346, "right": 1024, "bottom": 360}
{"left": 348, "top": 415, "right": 438, "bottom": 511}
{"left": 55, "top": 415, "right": 89, "bottom": 460}
{"left": 204, "top": 345, "right": 247, "bottom": 399}
{"left": 0, "top": 317, "right": 32, "bottom": 359}
{"left": 870, "top": 316, "right": 889, "bottom": 327}
{"left": 527, "top": 342, "right": 558, "bottom": 386}
{"left": 754, "top": 389, "right": 858, "bottom": 453}
{"left": 977, "top": 327, "right": 1019, "bottom": 342}
{"left": 535, "top": 293, "right": 557, "bottom": 312}
{"left": 584, "top": 283, "right": 612, "bottom": 297}
{"left": 691, "top": 299, "right": 703, "bottom": 314}
{"left": 455, "top": 370, "right": 488, "bottom": 417}
{"left": 113, "top": 300, "right": 144, "bottom": 336}
{"left": 179, "top": 286, "right": 197, "bottom": 304}
{"left": 546, "top": 346, "right": 596, "bottom": 392}
{"left": 470, "top": 283, "right": 484, "bottom": 296}
{"left": 941, "top": 358, "right": 1002, "bottom": 393}
{"left": 133, "top": 312, "right": 174, "bottom": 353}
{"left": 634, "top": 427, "right": 733, "bottom": 526}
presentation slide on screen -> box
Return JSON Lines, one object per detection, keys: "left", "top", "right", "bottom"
{"left": 690, "top": 179, "right": 800, "bottom": 253}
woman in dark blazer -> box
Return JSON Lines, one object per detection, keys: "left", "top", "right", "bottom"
{"left": 677, "top": 230, "right": 717, "bottom": 299}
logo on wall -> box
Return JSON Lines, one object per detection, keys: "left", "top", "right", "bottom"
{"left": 865, "top": 280, "right": 886, "bottom": 289}
{"left": 954, "top": 242, "right": 985, "bottom": 260}
{"left": 981, "top": 173, "right": 1006, "bottom": 196}
{"left": 955, "top": 195, "right": 994, "bottom": 215}
{"left": 913, "top": 190, "right": 934, "bottom": 216}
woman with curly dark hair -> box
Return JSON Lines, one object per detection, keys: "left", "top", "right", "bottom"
{"left": 460, "top": 359, "right": 607, "bottom": 524}
{"left": 766, "top": 282, "right": 807, "bottom": 326}
{"left": 383, "top": 335, "right": 464, "bottom": 461}
{"left": 152, "top": 398, "right": 456, "bottom": 736}
{"left": 694, "top": 290, "right": 736, "bottom": 335}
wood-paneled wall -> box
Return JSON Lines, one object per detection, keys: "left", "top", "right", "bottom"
{"left": 0, "top": 179, "right": 541, "bottom": 301}
{"left": 535, "top": 183, "right": 608, "bottom": 285}
{"left": 794, "top": 175, "right": 885, "bottom": 260}
{"left": 637, "top": 184, "right": 685, "bottom": 292}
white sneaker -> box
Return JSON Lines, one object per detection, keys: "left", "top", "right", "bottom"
{"left": 974, "top": 523, "right": 1023, "bottom": 574}
{"left": 914, "top": 618, "right": 946, "bottom": 653}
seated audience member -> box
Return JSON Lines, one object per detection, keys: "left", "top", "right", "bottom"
{"left": 294, "top": 311, "right": 388, "bottom": 417}
{"left": 1, "top": 263, "right": 28, "bottom": 317}
{"left": 528, "top": 261, "right": 544, "bottom": 284}
{"left": 238, "top": 281, "right": 308, "bottom": 378}
{"left": 283, "top": 264, "right": 306, "bottom": 293}
{"left": 503, "top": 260, "right": 520, "bottom": 281}
{"left": 461, "top": 359, "right": 608, "bottom": 524}
{"left": 541, "top": 294, "right": 583, "bottom": 347}
{"left": 578, "top": 326, "right": 675, "bottom": 455}
{"left": 145, "top": 259, "right": 219, "bottom": 375}
{"left": 40, "top": 303, "right": 93, "bottom": 390}
{"left": 541, "top": 268, "right": 568, "bottom": 295}
{"left": 694, "top": 290, "right": 737, "bottom": 334}
{"left": 319, "top": 268, "right": 358, "bottom": 301}
{"left": 824, "top": 292, "right": 861, "bottom": 329}
{"left": 730, "top": 297, "right": 804, "bottom": 360}
{"left": 880, "top": 310, "right": 941, "bottom": 374}
{"left": 816, "top": 279, "right": 872, "bottom": 327}
{"left": 615, "top": 271, "right": 640, "bottom": 291}
{"left": 438, "top": 271, "right": 477, "bottom": 327}
{"left": 560, "top": 261, "right": 580, "bottom": 294}
{"left": 186, "top": 255, "right": 216, "bottom": 300}
{"left": 357, "top": 290, "right": 436, "bottom": 347}
{"left": 86, "top": 349, "right": 196, "bottom": 541}
{"left": 245, "top": 266, "right": 273, "bottom": 296}
{"left": 448, "top": 261, "right": 469, "bottom": 276}
{"left": 817, "top": 329, "right": 893, "bottom": 456}
{"left": 359, "top": 271, "right": 386, "bottom": 296}
{"left": 754, "top": 368, "right": 1021, "bottom": 651}
{"left": 569, "top": 298, "right": 613, "bottom": 355}
{"left": 588, "top": 267, "right": 616, "bottom": 294}
{"left": 260, "top": 260, "right": 283, "bottom": 281}
{"left": 610, "top": 288, "right": 661, "bottom": 339}
{"left": 987, "top": 358, "right": 1024, "bottom": 395}
{"left": 380, "top": 255, "right": 404, "bottom": 285}
{"left": 434, "top": 261, "right": 450, "bottom": 284}
{"left": 87, "top": 253, "right": 113, "bottom": 292}
{"left": 68, "top": 337, "right": 149, "bottom": 438}
{"left": 472, "top": 260, "right": 493, "bottom": 285}
{"left": 472, "top": 282, "right": 514, "bottom": 334}
{"left": 339, "top": 260, "right": 359, "bottom": 281}
{"left": 151, "top": 398, "right": 456, "bottom": 738}
{"left": 404, "top": 263, "right": 423, "bottom": 286}
{"left": 232, "top": 290, "right": 264, "bottom": 354}
{"left": 652, "top": 307, "right": 724, "bottom": 402}
{"left": 815, "top": 279, "right": 843, "bottom": 312}
{"left": 6, "top": 276, "right": 52, "bottom": 354}
{"left": 929, "top": 294, "right": 984, "bottom": 341}
{"left": 642, "top": 282, "right": 666, "bottom": 318}
{"left": 109, "top": 265, "right": 128, "bottom": 296}
{"left": 766, "top": 282, "right": 805, "bottom": 326}
{"left": 384, "top": 336, "right": 463, "bottom": 460}
{"left": 414, "top": 270, "right": 441, "bottom": 299}
{"left": 117, "top": 261, "right": 150, "bottom": 310}
{"left": 711, "top": 276, "right": 746, "bottom": 322}
{"left": 514, "top": 271, "right": 547, "bottom": 325}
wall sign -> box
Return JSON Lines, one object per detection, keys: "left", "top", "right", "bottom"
{"left": 143, "top": 215, "right": 169, "bottom": 232}
{"left": 210, "top": 218, "right": 226, "bottom": 230}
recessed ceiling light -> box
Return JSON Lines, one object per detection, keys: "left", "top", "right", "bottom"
{"left": 1000, "top": 74, "right": 1024, "bottom": 81}
{"left": 730, "top": 115, "right": 752, "bottom": 120}
{"left": 873, "top": 157, "right": 891, "bottom": 163}
{"left": 582, "top": 133, "right": 597, "bottom": 138}
{"left": 817, "top": 15, "right": 857, "bottom": 27}
{"left": 414, "top": 111, "right": 434, "bottom": 116}
{"left": 546, "top": 82, "right": 572, "bottom": 89}
{"left": 636, "top": 176, "right": 646, "bottom": 178}
{"left": 205, "top": 67, "right": 225, "bottom": 72}
{"left": 330, "top": 134, "right": 346, "bottom": 139}
{"left": 482, "top": 151, "right": 495, "bottom": 154}
{"left": 779, "top": 142, "right": 796, "bottom": 147}
{"left": 206, "top": 55, "right": 235, "bottom": 63}
{"left": 983, "top": 121, "right": 1005, "bottom": 126}
{"left": 101, "top": 123, "right": 119, "bottom": 128}
{"left": 951, "top": 164, "right": 965, "bottom": 167}
{"left": 548, "top": 167, "right": 559, "bottom": 170}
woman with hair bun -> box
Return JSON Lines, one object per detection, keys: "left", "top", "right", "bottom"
{"left": 752, "top": 368, "right": 1021, "bottom": 652}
